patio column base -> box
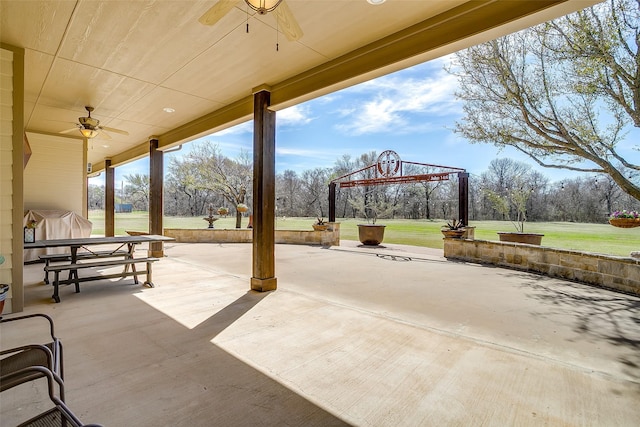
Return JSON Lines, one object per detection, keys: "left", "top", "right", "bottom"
{"left": 148, "top": 242, "right": 164, "bottom": 258}
{"left": 251, "top": 277, "right": 277, "bottom": 292}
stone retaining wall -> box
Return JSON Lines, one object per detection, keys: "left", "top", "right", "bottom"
{"left": 443, "top": 238, "right": 640, "bottom": 296}
{"left": 164, "top": 222, "right": 340, "bottom": 246}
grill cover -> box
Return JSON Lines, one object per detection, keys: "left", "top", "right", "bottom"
{"left": 23, "top": 210, "right": 93, "bottom": 261}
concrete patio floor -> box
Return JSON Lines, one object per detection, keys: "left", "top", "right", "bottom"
{"left": 2, "top": 240, "right": 639, "bottom": 426}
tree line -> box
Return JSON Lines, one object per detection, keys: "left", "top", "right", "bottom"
{"left": 88, "top": 145, "right": 639, "bottom": 225}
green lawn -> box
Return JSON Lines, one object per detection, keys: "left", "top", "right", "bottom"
{"left": 88, "top": 211, "right": 640, "bottom": 257}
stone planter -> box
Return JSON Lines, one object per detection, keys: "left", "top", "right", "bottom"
{"left": 497, "top": 232, "right": 544, "bottom": 245}
{"left": 357, "top": 224, "right": 386, "bottom": 246}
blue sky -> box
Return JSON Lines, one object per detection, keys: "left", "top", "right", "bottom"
{"left": 93, "top": 56, "right": 640, "bottom": 188}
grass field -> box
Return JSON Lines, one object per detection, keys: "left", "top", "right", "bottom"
{"left": 88, "top": 210, "right": 640, "bottom": 257}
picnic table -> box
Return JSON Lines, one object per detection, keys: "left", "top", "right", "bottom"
{"left": 24, "top": 235, "right": 174, "bottom": 302}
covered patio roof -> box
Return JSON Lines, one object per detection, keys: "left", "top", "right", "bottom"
{"left": 2, "top": 0, "right": 599, "bottom": 172}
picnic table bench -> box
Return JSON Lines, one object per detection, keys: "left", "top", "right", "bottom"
{"left": 24, "top": 235, "right": 174, "bottom": 303}
{"left": 45, "top": 257, "right": 159, "bottom": 303}
{"left": 39, "top": 250, "right": 130, "bottom": 284}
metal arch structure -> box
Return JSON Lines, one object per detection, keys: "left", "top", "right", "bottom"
{"left": 328, "top": 150, "right": 469, "bottom": 225}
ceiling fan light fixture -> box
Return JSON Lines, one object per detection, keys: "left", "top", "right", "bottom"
{"left": 245, "top": 0, "right": 282, "bottom": 15}
{"left": 80, "top": 128, "right": 99, "bottom": 139}
{"left": 367, "top": 0, "right": 386, "bottom": 5}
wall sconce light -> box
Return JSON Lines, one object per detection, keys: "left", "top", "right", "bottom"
{"left": 24, "top": 226, "right": 35, "bottom": 243}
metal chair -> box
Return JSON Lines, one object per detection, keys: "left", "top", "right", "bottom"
{"left": 2, "top": 365, "right": 102, "bottom": 427}
{"left": 0, "top": 313, "right": 65, "bottom": 400}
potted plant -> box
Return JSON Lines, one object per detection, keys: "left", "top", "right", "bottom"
{"left": 0, "top": 255, "right": 8, "bottom": 315}
{"left": 236, "top": 203, "right": 249, "bottom": 213}
{"left": 217, "top": 207, "right": 229, "bottom": 216}
{"left": 441, "top": 219, "right": 466, "bottom": 239}
{"left": 350, "top": 192, "right": 391, "bottom": 246}
{"left": 484, "top": 184, "right": 544, "bottom": 245}
{"left": 312, "top": 217, "right": 329, "bottom": 231}
{"left": 608, "top": 210, "right": 640, "bottom": 228}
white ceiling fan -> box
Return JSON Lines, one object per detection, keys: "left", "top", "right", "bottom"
{"left": 199, "top": 0, "right": 303, "bottom": 42}
{"left": 59, "top": 106, "right": 129, "bottom": 140}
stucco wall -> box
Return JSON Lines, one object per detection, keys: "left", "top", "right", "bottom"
{"left": 23, "top": 132, "right": 85, "bottom": 215}
{"left": 0, "top": 47, "right": 14, "bottom": 312}
{"left": 443, "top": 238, "right": 640, "bottom": 296}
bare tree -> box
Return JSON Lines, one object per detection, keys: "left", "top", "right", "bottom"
{"left": 88, "top": 184, "right": 104, "bottom": 210}
{"left": 182, "top": 141, "right": 252, "bottom": 228}
{"left": 166, "top": 156, "right": 214, "bottom": 216}
{"left": 331, "top": 154, "right": 358, "bottom": 218}
{"left": 123, "top": 173, "right": 149, "bottom": 211}
{"left": 449, "top": 0, "right": 640, "bottom": 200}
{"left": 276, "top": 170, "right": 302, "bottom": 217}
{"left": 300, "top": 168, "right": 331, "bottom": 218}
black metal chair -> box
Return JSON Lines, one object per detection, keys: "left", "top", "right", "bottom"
{"left": 2, "top": 365, "right": 102, "bottom": 427}
{"left": 0, "top": 313, "right": 65, "bottom": 400}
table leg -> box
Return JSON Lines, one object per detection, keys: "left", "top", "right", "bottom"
{"left": 143, "top": 260, "right": 154, "bottom": 288}
{"left": 52, "top": 272, "right": 61, "bottom": 303}
{"left": 68, "top": 247, "right": 80, "bottom": 288}
{"left": 123, "top": 243, "right": 135, "bottom": 275}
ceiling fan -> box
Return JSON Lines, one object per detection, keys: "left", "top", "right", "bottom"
{"left": 199, "top": 0, "right": 303, "bottom": 42}
{"left": 59, "top": 106, "right": 129, "bottom": 140}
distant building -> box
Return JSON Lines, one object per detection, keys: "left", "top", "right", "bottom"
{"left": 115, "top": 203, "right": 133, "bottom": 213}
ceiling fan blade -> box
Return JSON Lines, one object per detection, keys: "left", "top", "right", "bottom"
{"left": 101, "top": 126, "right": 129, "bottom": 136}
{"left": 59, "top": 127, "right": 80, "bottom": 134}
{"left": 96, "top": 129, "right": 112, "bottom": 140}
{"left": 273, "top": 0, "right": 303, "bottom": 42}
{"left": 199, "top": 0, "right": 241, "bottom": 26}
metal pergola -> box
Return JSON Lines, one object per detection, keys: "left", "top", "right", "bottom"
{"left": 328, "top": 150, "right": 469, "bottom": 224}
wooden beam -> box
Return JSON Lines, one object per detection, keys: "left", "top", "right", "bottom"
{"left": 251, "top": 90, "right": 277, "bottom": 292}
{"left": 105, "top": 159, "right": 114, "bottom": 237}
{"left": 458, "top": 172, "right": 469, "bottom": 226}
{"left": 329, "top": 182, "right": 336, "bottom": 223}
{"left": 149, "top": 139, "right": 164, "bottom": 257}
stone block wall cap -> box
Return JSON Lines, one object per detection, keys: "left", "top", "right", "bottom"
{"left": 497, "top": 232, "right": 545, "bottom": 236}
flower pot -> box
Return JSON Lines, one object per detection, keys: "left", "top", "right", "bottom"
{"left": 441, "top": 229, "right": 465, "bottom": 239}
{"left": 312, "top": 224, "right": 328, "bottom": 231}
{"left": 357, "top": 224, "right": 386, "bottom": 246}
{"left": 0, "top": 284, "right": 9, "bottom": 315}
{"left": 497, "top": 232, "right": 544, "bottom": 245}
{"left": 609, "top": 218, "right": 640, "bottom": 228}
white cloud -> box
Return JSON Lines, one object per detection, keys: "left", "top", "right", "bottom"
{"left": 278, "top": 104, "right": 313, "bottom": 126}
{"left": 215, "top": 121, "right": 252, "bottom": 136}
{"left": 335, "top": 64, "right": 462, "bottom": 135}
{"left": 275, "top": 147, "right": 341, "bottom": 173}
{"left": 277, "top": 147, "right": 327, "bottom": 157}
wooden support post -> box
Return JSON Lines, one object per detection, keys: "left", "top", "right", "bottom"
{"left": 251, "top": 89, "right": 277, "bottom": 292}
{"left": 149, "top": 139, "right": 164, "bottom": 257}
{"left": 458, "top": 172, "right": 469, "bottom": 226}
{"left": 329, "top": 182, "right": 336, "bottom": 223}
{"left": 105, "top": 159, "right": 115, "bottom": 237}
